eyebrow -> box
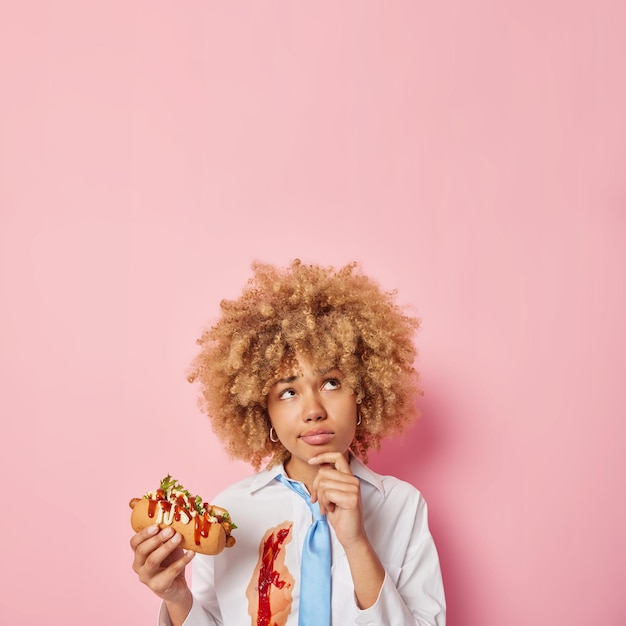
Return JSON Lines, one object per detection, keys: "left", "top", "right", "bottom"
{"left": 274, "top": 366, "right": 340, "bottom": 385}
{"left": 275, "top": 375, "right": 298, "bottom": 385}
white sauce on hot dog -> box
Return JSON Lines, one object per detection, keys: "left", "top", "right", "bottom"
{"left": 144, "top": 487, "right": 218, "bottom": 526}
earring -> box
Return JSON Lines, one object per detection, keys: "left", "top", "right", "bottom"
{"left": 269, "top": 426, "right": 279, "bottom": 443}
{"left": 356, "top": 411, "right": 362, "bottom": 426}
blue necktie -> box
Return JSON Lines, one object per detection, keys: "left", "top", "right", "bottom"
{"left": 276, "top": 474, "right": 331, "bottom": 625}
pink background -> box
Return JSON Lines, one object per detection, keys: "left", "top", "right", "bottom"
{"left": 1, "top": 2, "right": 625, "bottom": 624}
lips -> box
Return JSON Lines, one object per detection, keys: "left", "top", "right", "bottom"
{"left": 299, "top": 429, "right": 335, "bottom": 446}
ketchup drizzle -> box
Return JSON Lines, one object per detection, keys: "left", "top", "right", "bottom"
{"left": 144, "top": 492, "right": 229, "bottom": 549}
{"left": 256, "top": 526, "right": 292, "bottom": 626}
{"left": 194, "top": 514, "right": 213, "bottom": 546}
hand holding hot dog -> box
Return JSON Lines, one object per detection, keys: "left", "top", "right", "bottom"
{"left": 129, "top": 476, "right": 237, "bottom": 624}
{"left": 131, "top": 523, "right": 193, "bottom": 599}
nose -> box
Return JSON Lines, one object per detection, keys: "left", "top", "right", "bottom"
{"left": 302, "top": 392, "right": 327, "bottom": 422}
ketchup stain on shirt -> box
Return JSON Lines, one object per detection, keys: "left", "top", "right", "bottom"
{"left": 257, "top": 526, "right": 292, "bottom": 626}
{"left": 247, "top": 522, "right": 294, "bottom": 626}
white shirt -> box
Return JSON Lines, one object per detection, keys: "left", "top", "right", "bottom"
{"left": 159, "top": 457, "right": 445, "bottom": 626}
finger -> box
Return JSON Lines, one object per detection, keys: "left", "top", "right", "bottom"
{"left": 315, "top": 474, "right": 360, "bottom": 506}
{"left": 130, "top": 524, "right": 160, "bottom": 551}
{"left": 132, "top": 527, "right": 170, "bottom": 572}
{"left": 133, "top": 528, "right": 182, "bottom": 574}
{"left": 309, "top": 452, "right": 352, "bottom": 474}
{"left": 318, "top": 501, "right": 332, "bottom": 516}
{"left": 309, "top": 454, "right": 354, "bottom": 504}
{"left": 145, "top": 551, "right": 195, "bottom": 595}
{"left": 132, "top": 526, "right": 176, "bottom": 559}
{"left": 317, "top": 486, "right": 360, "bottom": 512}
{"left": 313, "top": 473, "right": 360, "bottom": 514}
{"left": 311, "top": 467, "right": 358, "bottom": 499}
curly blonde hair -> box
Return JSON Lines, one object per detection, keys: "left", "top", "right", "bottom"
{"left": 188, "top": 259, "right": 421, "bottom": 470}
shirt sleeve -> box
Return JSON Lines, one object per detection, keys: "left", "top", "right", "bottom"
{"left": 158, "top": 596, "right": 218, "bottom": 626}
{"left": 354, "top": 494, "right": 446, "bottom": 626}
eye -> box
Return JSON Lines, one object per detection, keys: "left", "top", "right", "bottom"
{"left": 322, "top": 378, "right": 341, "bottom": 390}
{"left": 278, "top": 388, "right": 296, "bottom": 400}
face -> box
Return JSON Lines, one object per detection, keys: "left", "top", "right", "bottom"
{"left": 267, "top": 356, "right": 358, "bottom": 482}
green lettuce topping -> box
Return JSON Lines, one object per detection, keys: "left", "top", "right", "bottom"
{"left": 145, "top": 475, "right": 236, "bottom": 527}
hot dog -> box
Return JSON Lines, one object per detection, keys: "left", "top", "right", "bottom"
{"left": 130, "top": 475, "right": 236, "bottom": 555}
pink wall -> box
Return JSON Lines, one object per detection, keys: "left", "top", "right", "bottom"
{"left": 1, "top": 2, "right": 625, "bottom": 624}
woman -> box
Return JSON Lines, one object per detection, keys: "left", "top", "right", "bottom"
{"left": 131, "top": 259, "right": 446, "bottom": 625}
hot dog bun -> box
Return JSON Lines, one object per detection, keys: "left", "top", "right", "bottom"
{"left": 130, "top": 498, "right": 226, "bottom": 555}
{"left": 129, "top": 475, "right": 236, "bottom": 556}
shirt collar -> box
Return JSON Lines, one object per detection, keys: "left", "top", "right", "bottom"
{"left": 348, "top": 455, "right": 385, "bottom": 495}
{"left": 248, "top": 454, "right": 385, "bottom": 496}
{"left": 249, "top": 462, "right": 285, "bottom": 493}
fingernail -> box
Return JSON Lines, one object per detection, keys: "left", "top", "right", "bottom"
{"left": 161, "top": 527, "right": 174, "bottom": 539}
{"left": 147, "top": 525, "right": 158, "bottom": 535}
{"left": 171, "top": 533, "right": 181, "bottom": 544}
